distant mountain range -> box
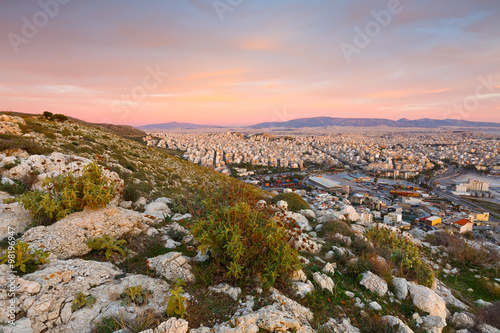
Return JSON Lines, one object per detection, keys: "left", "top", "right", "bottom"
{"left": 138, "top": 121, "right": 224, "bottom": 130}
{"left": 248, "top": 117, "right": 500, "bottom": 129}
{"left": 138, "top": 117, "right": 500, "bottom": 131}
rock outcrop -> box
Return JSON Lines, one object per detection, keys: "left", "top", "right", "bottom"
{"left": 147, "top": 252, "right": 195, "bottom": 282}
{"left": 408, "top": 282, "right": 446, "bottom": 319}
{"left": 0, "top": 191, "right": 31, "bottom": 236}
{"left": 359, "top": 271, "right": 388, "bottom": 296}
{"left": 21, "top": 207, "right": 147, "bottom": 259}
{"left": 1, "top": 259, "right": 171, "bottom": 333}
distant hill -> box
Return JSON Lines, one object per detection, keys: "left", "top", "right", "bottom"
{"left": 248, "top": 116, "right": 500, "bottom": 129}
{"left": 138, "top": 121, "right": 224, "bottom": 131}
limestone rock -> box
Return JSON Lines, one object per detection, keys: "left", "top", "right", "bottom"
{"left": 147, "top": 252, "right": 195, "bottom": 282}
{"left": 190, "top": 289, "right": 314, "bottom": 333}
{"left": 291, "top": 270, "right": 307, "bottom": 283}
{"left": 369, "top": 301, "right": 382, "bottom": 311}
{"left": 381, "top": 316, "right": 414, "bottom": 333}
{"left": 478, "top": 324, "right": 500, "bottom": 333}
{"left": 359, "top": 271, "right": 388, "bottom": 296}
{"left": 21, "top": 207, "right": 147, "bottom": 259}
{"left": 332, "top": 233, "right": 352, "bottom": 246}
{"left": 299, "top": 209, "right": 316, "bottom": 220}
{"left": 409, "top": 282, "right": 446, "bottom": 318}
{"left": 0, "top": 115, "right": 25, "bottom": 135}
{"left": 141, "top": 317, "right": 188, "bottom": 333}
{"left": 143, "top": 197, "right": 172, "bottom": 220}
{"left": 290, "top": 233, "right": 321, "bottom": 254}
{"left": 452, "top": 312, "right": 474, "bottom": 329}
{"left": 293, "top": 281, "right": 315, "bottom": 298}
{"left": 321, "top": 317, "right": 361, "bottom": 333}
{"left": 208, "top": 283, "right": 242, "bottom": 301}
{"left": 0, "top": 317, "right": 33, "bottom": 333}
{"left": 285, "top": 211, "right": 312, "bottom": 231}
{"left": 317, "top": 211, "right": 345, "bottom": 223}
{"left": 0, "top": 192, "right": 32, "bottom": 236}
{"left": 421, "top": 315, "right": 446, "bottom": 333}
{"left": 313, "top": 272, "right": 334, "bottom": 293}
{"left": 435, "top": 280, "right": 468, "bottom": 310}
{"left": 393, "top": 277, "right": 409, "bottom": 300}
{"left": 323, "top": 262, "right": 335, "bottom": 275}
{"left": 276, "top": 200, "right": 288, "bottom": 210}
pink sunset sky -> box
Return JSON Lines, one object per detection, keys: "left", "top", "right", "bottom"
{"left": 1, "top": 0, "right": 499, "bottom": 126}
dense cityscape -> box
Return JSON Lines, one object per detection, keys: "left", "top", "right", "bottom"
{"left": 146, "top": 128, "right": 500, "bottom": 244}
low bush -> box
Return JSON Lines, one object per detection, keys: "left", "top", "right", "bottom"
{"left": 0, "top": 133, "right": 51, "bottom": 155}
{"left": 270, "top": 192, "right": 310, "bottom": 212}
{"left": 122, "top": 184, "right": 140, "bottom": 202}
{"left": 19, "top": 162, "right": 117, "bottom": 224}
{"left": 87, "top": 236, "right": 128, "bottom": 259}
{"left": 366, "top": 226, "right": 434, "bottom": 287}
{"left": 321, "top": 220, "right": 355, "bottom": 239}
{"left": 0, "top": 240, "right": 50, "bottom": 274}
{"left": 447, "top": 237, "right": 500, "bottom": 268}
{"left": 120, "top": 285, "right": 151, "bottom": 306}
{"left": 72, "top": 292, "right": 97, "bottom": 312}
{"left": 427, "top": 231, "right": 455, "bottom": 247}
{"left": 93, "top": 308, "right": 159, "bottom": 333}
{"left": 0, "top": 179, "right": 28, "bottom": 196}
{"left": 190, "top": 199, "right": 300, "bottom": 289}
{"left": 167, "top": 278, "right": 186, "bottom": 318}
{"left": 167, "top": 228, "right": 185, "bottom": 242}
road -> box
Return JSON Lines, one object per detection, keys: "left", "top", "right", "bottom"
{"left": 429, "top": 166, "right": 499, "bottom": 223}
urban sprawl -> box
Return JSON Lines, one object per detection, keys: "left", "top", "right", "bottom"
{"left": 145, "top": 129, "right": 500, "bottom": 243}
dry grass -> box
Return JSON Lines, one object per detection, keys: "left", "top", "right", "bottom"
{"left": 477, "top": 301, "right": 500, "bottom": 330}
{"left": 92, "top": 308, "right": 162, "bottom": 333}
{"left": 447, "top": 236, "right": 500, "bottom": 268}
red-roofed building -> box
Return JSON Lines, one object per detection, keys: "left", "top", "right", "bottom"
{"left": 453, "top": 219, "right": 473, "bottom": 233}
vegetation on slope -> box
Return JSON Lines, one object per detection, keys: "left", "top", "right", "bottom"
{"left": 2, "top": 112, "right": 258, "bottom": 203}
{"left": 270, "top": 192, "right": 311, "bottom": 212}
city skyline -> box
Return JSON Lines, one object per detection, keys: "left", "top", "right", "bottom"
{"left": 1, "top": 0, "right": 500, "bottom": 126}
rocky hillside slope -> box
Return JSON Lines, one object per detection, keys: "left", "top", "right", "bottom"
{"left": 0, "top": 113, "right": 499, "bottom": 333}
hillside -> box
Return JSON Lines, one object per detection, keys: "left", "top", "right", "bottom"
{"left": 0, "top": 112, "right": 243, "bottom": 202}
{"left": 0, "top": 113, "right": 499, "bottom": 333}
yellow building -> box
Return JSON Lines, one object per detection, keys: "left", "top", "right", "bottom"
{"left": 426, "top": 216, "right": 442, "bottom": 226}
{"left": 470, "top": 212, "right": 489, "bottom": 223}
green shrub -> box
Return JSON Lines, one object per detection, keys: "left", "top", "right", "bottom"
{"left": 0, "top": 179, "right": 28, "bottom": 196}
{"left": 72, "top": 292, "right": 97, "bottom": 312}
{"left": 0, "top": 240, "right": 50, "bottom": 274}
{"left": 0, "top": 133, "right": 51, "bottom": 155}
{"left": 321, "top": 220, "right": 355, "bottom": 239}
{"left": 270, "top": 192, "right": 310, "bottom": 212}
{"left": 49, "top": 113, "right": 68, "bottom": 122}
{"left": 190, "top": 200, "right": 300, "bottom": 289}
{"left": 120, "top": 285, "right": 151, "bottom": 306}
{"left": 167, "top": 278, "right": 187, "bottom": 318}
{"left": 122, "top": 184, "right": 140, "bottom": 202}
{"left": 87, "top": 236, "right": 128, "bottom": 259}
{"left": 366, "top": 226, "right": 434, "bottom": 287}
{"left": 167, "top": 228, "right": 185, "bottom": 242}
{"left": 19, "top": 162, "right": 117, "bottom": 224}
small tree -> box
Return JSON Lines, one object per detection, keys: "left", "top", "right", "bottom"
{"left": 43, "top": 111, "right": 53, "bottom": 119}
